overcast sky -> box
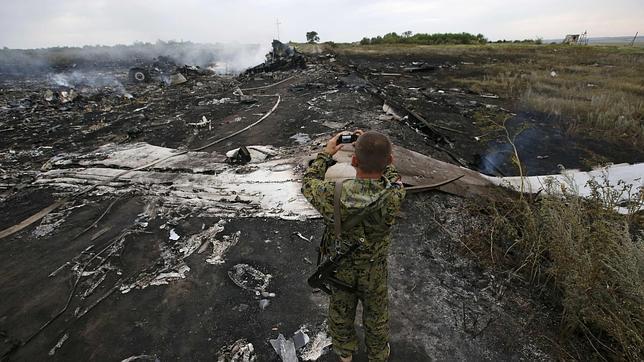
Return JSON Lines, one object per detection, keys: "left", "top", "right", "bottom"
{"left": 1, "top": 0, "right": 642, "bottom": 49}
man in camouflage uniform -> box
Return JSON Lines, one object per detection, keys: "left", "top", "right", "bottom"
{"left": 301, "top": 130, "right": 406, "bottom": 362}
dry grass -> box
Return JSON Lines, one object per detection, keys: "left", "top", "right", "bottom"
{"left": 468, "top": 118, "right": 644, "bottom": 360}
{"left": 332, "top": 43, "right": 644, "bottom": 146}
{"left": 476, "top": 174, "right": 644, "bottom": 360}
{"left": 449, "top": 46, "right": 644, "bottom": 147}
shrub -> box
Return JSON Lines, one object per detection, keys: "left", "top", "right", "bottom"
{"left": 483, "top": 175, "right": 643, "bottom": 360}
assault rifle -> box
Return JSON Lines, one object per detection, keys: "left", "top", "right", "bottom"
{"left": 307, "top": 240, "right": 361, "bottom": 294}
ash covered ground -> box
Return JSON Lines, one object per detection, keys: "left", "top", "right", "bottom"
{"left": 1, "top": 42, "right": 631, "bottom": 361}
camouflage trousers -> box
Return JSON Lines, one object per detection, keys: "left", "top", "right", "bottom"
{"left": 329, "top": 259, "right": 389, "bottom": 362}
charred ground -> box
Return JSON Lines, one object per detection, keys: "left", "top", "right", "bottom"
{"left": 1, "top": 43, "right": 641, "bottom": 360}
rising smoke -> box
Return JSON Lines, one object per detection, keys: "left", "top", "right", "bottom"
{"left": 48, "top": 71, "right": 131, "bottom": 97}
{"left": 0, "top": 40, "right": 270, "bottom": 77}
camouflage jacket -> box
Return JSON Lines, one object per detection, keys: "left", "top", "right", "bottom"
{"left": 301, "top": 152, "right": 406, "bottom": 262}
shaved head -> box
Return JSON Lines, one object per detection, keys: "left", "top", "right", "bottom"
{"left": 354, "top": 131, "right": 392, "bottom": 173}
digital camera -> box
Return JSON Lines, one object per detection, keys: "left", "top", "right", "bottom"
{"left": 337, "top": 133, "right": 359, "bottom": 145}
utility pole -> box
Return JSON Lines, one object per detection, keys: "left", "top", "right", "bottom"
{"left": 276, "top": 18, "right": 282, "bottom": 41}
{"left": 630, "top": 32, "right": 639, "bottom": 47}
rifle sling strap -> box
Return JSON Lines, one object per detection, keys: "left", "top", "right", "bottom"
{"left": 333, "top": 180, "right": 345, "bottom": 239}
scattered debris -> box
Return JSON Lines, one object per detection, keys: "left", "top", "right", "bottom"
{"left": 48, "top": 333, "right": 68, "bottom": 356}
{"left": 269, "top": 334, "right": 297, "bottom": 362}
{"left": 2, "top": 39, "right": 640, "bottom": 361}
{"left": 370, "top": 72, "right": 402, "bottom": 76}
{"left": 260, "top": 291, "right": 276, "bottom": 298}
{"left": 119, "top": 215, "right": 221, "bottom": 294}
{"left": 188, "top": 116, "right": 212, "bottom": 129}
{"left": 403, "top": 63, "right": 437, "bottom": 73}
{"left": 292, "top": 329, "right": 310, "bottom": 350}
{"left": 169, "top": 228, "right": 180, "bottom": 241}
{"left": 166, "top": 73, "right": 187, "bottom": 86}
{"left": 128, "top": 68, "right": 151, "bottom": 83}
{"left": 149, "top": 264, "right": 191, "bottom": 286}
{"left": 32, "top": 211, "right": 68, "bottom": 238}
{"left": 245, "top": 40, "right": 305, "bottom": 74}
{"left": 300, "top": 329, "right": 332, "bottom": 361}
{"left": 486, "top": 163, "right": 644, "bottom": 214}
{"left": 217, "top": 339, "right": 256, "bottom": 362}
{"left": 121, "top": 355, "right": 160, "bottom": 362}
{"left": 34, "top": 142, "right": 319, "bottom": 220}
{"left": 128, "top": 57, "right": 194, "bottom": 85}
{"left": 293, "top": 232, "right": 311, "bottom": 242}
{"left": 206, "top": 230, "right": 241, "bottom": 265}
{"left": 289, "top": 133, "right": 311, "bottom": 145}
{"left": 259, "top": 299, "right": 270, "bottom": 310}
{"left": 228, "top": 264, "right": 272, "bottom": 293}
{"left": 382, "top": 103, "right": 403, "bottom": 121}
{"left": 225, "top": 145, "right": 278, "bottom": 164}
{"left": 321, "top": 120, "right": 347, "bottom": 129}
{"left": 211, "top": 97, "right": 232, "bottom": 105}
{"left": 235, "top": 92, "right": 257, "bottom": 104}
{"left": 226, "top": 146, "right": 252, "bottom": 164}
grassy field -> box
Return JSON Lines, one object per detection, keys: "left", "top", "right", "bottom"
{"left": 328, "top": 43, "right": 644, "bottom": 148}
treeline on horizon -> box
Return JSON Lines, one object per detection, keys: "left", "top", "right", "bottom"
{"left": 357, "top": 32, "right": 544, "bottom": 45}
{"left": 359, "top": 32, "right": 488, "bottom": 45}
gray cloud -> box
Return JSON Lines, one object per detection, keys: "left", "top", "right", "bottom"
{"left": 1, "top": 0, "right": 642, "bottom": 48}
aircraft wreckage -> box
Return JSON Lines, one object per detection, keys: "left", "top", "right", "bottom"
{"left": 1, "top": 40, "right": 642, "bottom": 361}
{"left": 5, "top": 138, "right": 641, "bottom": 241}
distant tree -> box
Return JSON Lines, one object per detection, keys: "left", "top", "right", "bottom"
{"left": 402, "top": 31, "right": 413, "bottom": 38}
{"left": 476, "top": 33, "right": 488, "bottom": 43}
{"left": 306, "top": 31, "right": 320, "bottom": 44}
{"left": 382, "top": 32, "right": 400, "bottom": 43}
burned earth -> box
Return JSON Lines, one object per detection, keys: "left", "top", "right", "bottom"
{"left": 0, "top": 42, "right": 639, "bottom": 361}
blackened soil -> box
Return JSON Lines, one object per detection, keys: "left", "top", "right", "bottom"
{"left": 335, "top": 51, "right": 644, "bottom": 176}
{"left": 1, "top": 194, "right": 326, "bottom": 361}
{"left": 0, "top": 191, "right": 564, "bottom": 361}
{"left": 0, "top": 49, "right": 614, "bottom": 360}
